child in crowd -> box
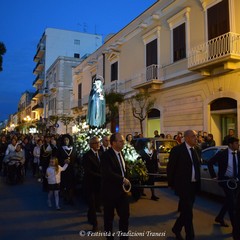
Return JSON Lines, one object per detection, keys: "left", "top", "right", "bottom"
{"left": 45, "top": 157, "right": 69, "bottom": 210}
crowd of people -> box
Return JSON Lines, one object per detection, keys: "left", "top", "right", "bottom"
{"left": 0, "top": 128, "right": 239, "bottom": 240}
{"left": 0, "top": 133, "right": 76, "bottom": 206}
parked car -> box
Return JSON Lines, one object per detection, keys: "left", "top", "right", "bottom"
{"left": 200, "top": 145, "right": 228, "bottom": 197}
{"left": 133, "top": 138, "right": 178, "bottom": 176}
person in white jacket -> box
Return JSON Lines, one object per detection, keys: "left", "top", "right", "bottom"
{"left": 5, "top": 138, "right": 18, "bottom": 156}
{"left": 45, "top": 157, "right": 69, "bottom": 210}
{"left": 33, "top": 139, "right": 42, "bottom": 180}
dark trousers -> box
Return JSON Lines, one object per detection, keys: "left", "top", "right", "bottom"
{"left": 103, "top": 193, "right": 129, "bottom": 240}
{"left": 216, "top": 194, "right": 228, "bottom": 220}
{"left": 173, "top": 183, "right": 197, "bottom": 240}
{"left": 221, "top": 184, "right": 240, "bottom": 239}
{"left": 87, "top": 190, "right": 101, "bottom": 227}
{"left": 0, "top": 155, "right": 4, "bottom": 172}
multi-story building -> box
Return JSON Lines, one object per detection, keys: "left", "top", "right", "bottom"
{"left": 46, "top": 56, "right": 82, "bottom": 134}
{"left": 33, "top": 28, "right": 102, "bottom": 124}
{"left": 72, "top": 0, "right": 240, "bottom": 145}
{"left": 17, "top": 91, "right": 34, "bottom": 133}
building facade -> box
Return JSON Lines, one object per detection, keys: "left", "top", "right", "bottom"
{"left": 46, "top": 56, "right": 82, "bottom": 134}
{"left": 72, "top": 0, "right": 240, "bottom": 145}
{"left": 32, "top": 28, "right": 102, "bottom": 124}
{"left": 17, "top": 91, "right": 34, "bottom": 133}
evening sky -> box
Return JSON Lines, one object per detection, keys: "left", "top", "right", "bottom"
{"left": 0, "top": 0, "right": 156, "bottom": 121}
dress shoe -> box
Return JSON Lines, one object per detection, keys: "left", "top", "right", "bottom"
{"left": 151, "top": 195, "right": 159, "bottom": 201}
{"left": 215, "top": 217, "right": 229, "bottom": 227}
{"left": 172, "top": 228, "right": 184, "bottom": 240}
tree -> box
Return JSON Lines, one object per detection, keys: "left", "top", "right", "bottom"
{"left": 105, "top": 91, "right": 124, "bottom": 133}
{"left": 59, "top": 115, "right": 75, "bottom": 133}
{"left": 0, "top": 42, "right": 6, "bottom": 72}
{"left": 48, "top": 115, "right": 59, "bottom": 126}
{"left": 128, "top": 92, "right": 156, "bottom": 134}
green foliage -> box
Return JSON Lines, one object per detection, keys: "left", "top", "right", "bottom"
{"left": 105, "top": 91, "right": 124, "bottom": 120}
{"left": 48, "top": 115, "right": 59, "bottom": 125}
{"left": 126, "top": 159, "right": 149, "bottom": 182}
{"left": 122, "top": 143, "right": 148, "bottom": 182}
{"left": 59, "top": 115, "right": 74, "bottom": 124}
{"left": 59, "top": 115, "right": 75, "bottom": 133}
{"left": 73, "top": 122, "right": 148, "bottom": 182}
{"left": 73, "top": 121, "right": 111, "bottom": 158}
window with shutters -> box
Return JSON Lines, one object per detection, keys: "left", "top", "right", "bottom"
{"left": 146, "top": 39, "right": 158, "bottom": 67}
{"left": 91, "top": 74, "right": 96, "bottom": 87}
{"left": 207, "top": 0, "right": 229, "bottom": 40}
{"left": 78, "top": 83, "right": 82, "bottom": 107}
{"left": 167, "top": 7, "right": 190, "bottom": 63}
{"left": 173, "top": 23, "right": 186, "bottom": 62}
{"left": 111, "top": 61, "right": 118, "bottom": 82}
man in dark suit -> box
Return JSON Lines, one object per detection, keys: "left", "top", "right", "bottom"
{"left": 208, "top": 137, "right": 240, "bottom": 240}
{"left": 99, "top": 135, "right": 110, "bottom": 155}
{"left": 222, "top": 129, "right": 235, "bottom": 145}
{"left": 82, "top": 136, "right": 101, "bottom": 232}
{"left": 167, "top": 130, "right": 201, "bottom": 240}
{"left": 101, "top": 133, "right": 131, "bottom": 240}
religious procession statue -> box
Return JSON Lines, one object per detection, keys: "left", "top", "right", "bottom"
{"left": 86, "top": 75, "right": 106, "bottom": 128}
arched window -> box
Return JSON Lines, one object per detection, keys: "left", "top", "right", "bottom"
{"left": 148, "top": 108, "right": 160, "bottom": 118}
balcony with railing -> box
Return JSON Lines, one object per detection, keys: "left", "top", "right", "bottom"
{"left": 103, "top": 65, "right": 163, "bottom": 94}
{"left": 71, "top": 99, "right": 83, "bottom": 109}
{"left": 32, "top": 102, "right": 43, "bottom": 111}
{"left": 188, "top": 32, "right": 240, "bottom": 74}
{"left": 33, "top": 43, "right": 45, "bottom": 62}
{"left": 33, "top": 61, "right": 44, "bottom": 75}
{"left": 32, "top": 89, "right": 44, "bottom": 100}
{"left": 32, "top": 73, "right": 44, "bottom": 87}
{"left": 131, "top": 64, "right": 163, "bottom": 92}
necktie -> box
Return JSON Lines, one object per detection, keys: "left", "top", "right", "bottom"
{"left": 118, "top": 153, "right": 125, "bottom": 177}
{"left": 190, "top": 148, "right": 200, "bottom": 181}
{"left": 95, "top": 152, "right": 100, "bottom": 162}
{"left": 232, "top": 152, "right": 237, "bottom": 177}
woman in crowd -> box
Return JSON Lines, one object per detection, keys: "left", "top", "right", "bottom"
{"left": 33, "top": 138, "right": 43, "bottom": 180}
{"left": 40, "top": 135, "right": 56, "bottom": 192}
{"left": 5, "top": 137, "right": 18, "bottom": 156}
{"left": 58, "top": 134, "right": 76, "bottom": 205}
{"left": 139, "top": 140, "right": 159, "bottom": 201}
{"left": 126, "top": 134, "right": 133, "bottom": 146}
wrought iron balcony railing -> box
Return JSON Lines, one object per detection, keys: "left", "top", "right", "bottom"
{"left": 188, "top": 32, "right": 240, "bottom": 69}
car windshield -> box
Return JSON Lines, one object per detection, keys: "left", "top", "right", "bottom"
{"left": 201, "top": 149, "right": 219, "bottom": 163}
{"left": 201, "top": 147, "right": 226, "bottom": 165}
{"left": 156, "top": 140, "right": 178, "bottom": 153}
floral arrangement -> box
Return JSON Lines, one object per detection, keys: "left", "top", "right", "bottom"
{"left": 73, "top": 121, "right": 111, "bottom": 158}
{"left": 73, "top": 122, "right": 148, "bottom": 183}
{"left": 122, "top": 143, "right": 148, "bottom": 182}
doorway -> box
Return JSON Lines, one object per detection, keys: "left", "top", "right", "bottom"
{"left": 147, "top": 108, "right": 160, "bottom": 137}
{"left": 210, "top": 97, "right": 237, "bottom": 145}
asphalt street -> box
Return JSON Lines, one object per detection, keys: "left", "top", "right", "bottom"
{"left": 0, "top": 174, "right": 234, "bottom": 240}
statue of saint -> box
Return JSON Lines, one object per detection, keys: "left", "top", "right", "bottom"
{"left": 87, "top": 76, "right": 106, "bottom": 127}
